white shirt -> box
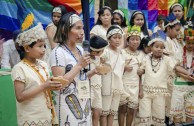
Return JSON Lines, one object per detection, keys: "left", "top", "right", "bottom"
{"left": 1, "top": 39, "right": 20, "bottom": 69}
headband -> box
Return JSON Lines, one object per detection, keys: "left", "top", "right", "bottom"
{"left": 113, "top": 10, "right": 124, "bottom": 18}
{"left": 103, "top": 6, "right": 112, "bottom": 10}
{"left": 90, "top": 47, "right": 106, "bottom": 51}
{"left": 69, "top": 14, "right": 82, "bottom": 26}
{"left": 128, "top": 25, "right": 141, "bottom": 37}
{"left": 52, "top": 7, "right": 62, "bottom": 14}
{"left": 132, "top": 11, "right": 143, "bottom": 17}
{"left": 164, "top": 19, "right": 180, "bottom": 28}
{"left": 170, "top": 3, "right": 183, "bottom": 10}
{"left": 107, "top": 25, "right": 123, "bottom": 38}
{"left": 148, "top": 30, "right": 166, "bottom": 46}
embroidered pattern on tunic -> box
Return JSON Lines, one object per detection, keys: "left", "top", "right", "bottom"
{"left": 143, "top": 85, "right": 170, "bottom": 96}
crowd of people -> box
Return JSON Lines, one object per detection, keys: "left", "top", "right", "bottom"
{"left": 0, "top": 2, "right": 194, "bottom": 126}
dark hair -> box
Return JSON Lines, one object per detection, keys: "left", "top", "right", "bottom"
{"left": 157, "top": 15, "right": 165, "bottom": 22}
{"left": 52, "top": 5, "right": 67, "bottom": 17}
{"left": 96, "top": 7, "right": 113, "bottom": 25}
{"left": 169, "top": 2, "right": 185, "bottom": 25}
{"left": 106, "top": 25, "right": 123, "bottom": 40}
{"left": 113, "top": 12, "right": 127, "bottom": 28}
{"left": 138, "top": 37, "right": 151, "bottom": 50}
{"left": 130, "top": 11, "right": 149, "bottom": 37}
{"left": 17, "top": 42, "right": 37, "bottom": 60}
{"left": 12, "top": 30, "right": 21, "bottom": 42}
{"left": 54, "top": 12, "right": 75, "bottom": 44}
{"left": 164, "top": 19, "right": 181, "bottom": 33}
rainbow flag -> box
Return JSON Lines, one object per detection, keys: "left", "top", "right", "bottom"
{"left": 0, "top": 0, "right": 94, "bottom": 40}
{"left": 118, "top": 0, "right": 193, "bottom": 31}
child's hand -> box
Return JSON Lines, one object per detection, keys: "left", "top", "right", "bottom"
{"left": 125, "top": 65, "right": 133, "bottom": 72}
{"left": 187, "top": 74, "right": 194, "bottom": 82}
{"left": 44, "top": 77, "right": 63, "bottom": 90}
{"left": 137, "top": 68, "right": 144, "bottom": 76}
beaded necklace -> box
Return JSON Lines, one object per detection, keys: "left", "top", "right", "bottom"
{"left": 22, "top": 58, "right": 52, "bottom": 109}
{"left": 182, "top": 46, "right": 194, "bottom": 74}
{"left": 150, "top": 54, "right": 162, "bottom": 73}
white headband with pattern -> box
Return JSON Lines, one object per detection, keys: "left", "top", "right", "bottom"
{"left": 107, "top": 25, "right": 123, "bottom": 38}
{"left": 164, "top": 19, "right": 180, "bottom": 28}
{"left": 113, "top": 10, "right": 124, "bottom": 18}
{"left": 52, "top": 7, "right": 62, "bottom": 14}
{"left": 69, "top": 14, "right": 82, "bottom": 26}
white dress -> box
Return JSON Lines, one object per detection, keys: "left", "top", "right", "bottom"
{"left": 50, "top": 45, "right": 91, "bottom": 126}
{"left": 90, "top": 25, "right": 108, "bottom": 40}
{"left": 11, "top": 60, "right": 52, "bottom": 126}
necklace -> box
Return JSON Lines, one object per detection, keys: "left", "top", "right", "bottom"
{"left": 150, "top": 55, "right": 162, "bottom": 73}
{"left": 125, "top": 48, "right": 140, "bottom": 56}
{"left": 22, "top": 59, "right": 52, "bottom": 109}
{"left": 182, "top": 46, "right": 194, "bottom": 73}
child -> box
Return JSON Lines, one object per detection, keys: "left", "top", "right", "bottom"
{"left": 113, "top": 9, "right": 128, "bottom": 49}
{"left": 87, "top": 35, "right": 108, "bottom": 126}
{"left": 153, "top": 15, "right": 165, "bottom": 33}
{"left": 164, "top": 13, "right": 183, "bottom": 122}
{"left": 170, "top": 22, "right": 194, "bottom": 124}
{"left": 139, "top": 36, "right": 151, "bottom": 55}
{"left": 138, "top": 30, "right": 193, "bottom": 126}
{"left": 118, "top": 25, "right": 144, "bottom": 126}
{"left": 90, "top": 6, "right": 113, "bottom": 40}
{"left": 129, "top": 10, "right": 152, "bottom": 38}
{"left": 100, "top": 25, "right": 125, "bottom": 126}
{"left": 11, "top": 13, "right": 62, "bottom": 126}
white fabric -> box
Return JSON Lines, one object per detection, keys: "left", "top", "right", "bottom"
{"left": 120, "top": 49, "right": 144, "bottom": 108}
{"left": 52, "top": 7, "right": 62, "bottom": 13}
{"left": 69, "top": 14, "right": 81, "bottom": 26}
{"left": 90, "top": 25, "right": 108, "bottom": 40}
{"left": 153, "top": 26, "right": 162, "bottom": 33}
{"left": 1, "top": 40, "right": 20, "bottom": 69}
{"left": 50, "top": 45, "right": 91, "bottom": 126}
{"left": 11, "top": 60, "right": 52, "bottom": 126}
{"left": 90, "top": 57, "right": 102, "bottom": 109}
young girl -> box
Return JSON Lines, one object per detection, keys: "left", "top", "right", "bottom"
{"left": 113, "top": 9, "right": 128, "bottom": 49}
{"left": 138, "top": 30, "right": 194, "bottom": 126}
{"left": 87, "top": 35, "right": 108, "bottom": 126}
{"left": 118, "top": 25, "right": 144, "bottom": 126}
{"left": 139, "top": 36, "right": 151, "bottom": 55}
{"left": 11, "top": 17, "right": 62, "bottom": 125}
{"left": 100, "top": 25, "right": 125, "bottom": 126}
{"left": 90, "top": 6, "right": 113, "bottom": 40}
{"left": 129, "top": 10, "right": 152, "bottom": 38}
{"left": 164, "top": 13, "right": 183, "bottom": 121}
{"left": 170, "top": 23, "right": 194, "bottom": 124}
{"left": 170, "top": 2, "right": 185, "bottom": 46}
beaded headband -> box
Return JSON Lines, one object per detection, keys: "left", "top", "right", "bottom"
{"left": 69, "top": 14, "right": 82, "bottom": 26}
{"left": 107, "top": 25, "right": 123, "bottom": 38}
{"left": 113, "top": 10, "right": 124, "bottom": 18}
{"left": 164, "top": 13, "right": 180, "bottom": 29}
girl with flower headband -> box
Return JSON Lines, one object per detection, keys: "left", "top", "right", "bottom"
{"left": 129, "top": 10, "right": 152, "bottom": 38}
{"left": 50, "top": 13, "right": 91, "bottom": 126}
{"left": 90, "top": 6, "right": 113, "bottom": 40}
{"left": 170, "top": 22, "right": 194, "bottom": 124}
{"left": 11, "top": 13, "right": 62, "bottom": 125}
{"left": 118, "top": 25, "right": 144, "bottom": 126}
{"left": 100, "top": 25, "right": 125, "bottom": 126}
{"left": 113, "top": 9, "right": 128, "bottom": 49}
{"left": 138, "top": 30, "right": 194, "bottom": 126}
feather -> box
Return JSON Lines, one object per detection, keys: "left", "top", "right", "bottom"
{"left": 21, "top": 13, "right": 34, "bottom": 31}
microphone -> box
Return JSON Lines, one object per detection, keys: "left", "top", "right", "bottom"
{"left": 82, "top": 40, "right": 90, "bottom": 55}
{"left": 82, "top": 40, "right": 90, "bottom": 73}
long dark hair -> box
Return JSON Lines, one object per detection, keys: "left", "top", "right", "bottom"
{"left": 96, "top": 6, "right": 113, "bottom": 25}
{"left": 169, "top": 2, "right": 185, "bottom": 25}
{"left": 113, "top": 11, "right": 127, "bottom": 28}
{"left": 54, "top": 12, "right": 75, "bottom": 45}
{"left": 130, "top": 10, "right": 149, "bottom": 37}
